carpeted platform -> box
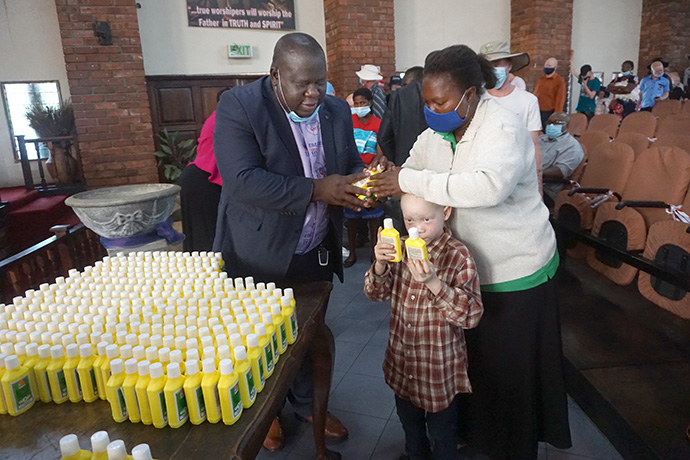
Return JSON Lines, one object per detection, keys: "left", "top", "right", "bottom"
{"left": 559, "top": 259, "right": 690, "bottom": 460}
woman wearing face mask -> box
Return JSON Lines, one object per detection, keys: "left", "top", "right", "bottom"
{"left": 606, "top": 60, "right": 639, "bottom": 118}
{"left": 369, "top": 44, "right": 572, "bottom": 460}
{"left": 343, "top": 87, "right": 384, "bottom": 267}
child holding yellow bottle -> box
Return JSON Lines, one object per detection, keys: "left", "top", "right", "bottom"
{"left": 364, "top": 193, "right": 483, "bottom": 460}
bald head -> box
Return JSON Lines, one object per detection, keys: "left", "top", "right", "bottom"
{"left": 271, "top": 33, "right": 325, "bottom": 70}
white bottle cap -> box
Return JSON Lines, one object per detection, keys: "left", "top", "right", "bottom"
{"left": 137, "top": 360, "right": 150, "bottom": 376}
{"left": 131, "top": 443, "right": 153, "bottom": 460}
{"left": 65, "top": 343, "right": 79, "bottom": 359}
{"left": 233, "top": 346, "right": 247, "bottom": 361}
{"left": 110, "top": 358, "right": 124, "bottom": 375}
{"left": 26, "top": 342, "right": 38, "bottom": 357}
{"left": 186, "top": 348, "right": 200, "bottom": 362}
{"left": 217, "top": 345, "right": 231, "bottom": 361}
{"left": 79, "top": 343, "right": 93, "bottom": 358}
{"left": 107, "top": 440, "right": 128, "bottom": 460}
{"left": 38, "top": 344, "right": 51, "bottom": 359}
{"left": 185, "top": 359, "right": 200, "bottom": 376}
{"left": 125, "top": 358, "right": 138, "bottom": 375}
{"left": 4, "top": 355, "right": 19, "bottom": 370}
{"left": 219, "top": 358, "right": 234, "bottom": 375}
{"left": 60, "top": 434, "right": 81, "bottom": 457}
{"left": 50, "top": 344, "right": 64, "bottom": 359}
{"left": 408, "top": 227, "right": 420, "bottom": 239}
{"left": 105, "top": 344, "right": 119, "bottom": 360}
{"left": 383, "top": 218, "right": 394, "bottom": 229}
{"left": 149, "top": 362, "right": 164, "bottom": 379}
{"left": 255, "top": 323, "right": 267, "bottom": 336}
{"left": 201, "top": 357, "right": 216, "bottom": 374}
{"left": 246, "top": 334, "right": 259, "bottom": 348}
{"left": 91, "top": 430, "right": 110, "bottom": 453}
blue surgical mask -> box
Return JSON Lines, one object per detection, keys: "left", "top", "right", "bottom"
{"left": 545, "top": 124, "right": 563, "bottom": 139}
{"left": 351, "top": 106, "right": 371, "bottom": 117}
{"left": 423, "top": 89, "right": 470, "bottom": 133}
{"left": 494, "top": 67, "right": 508, "bottom": 88}
{"left": 276, "top": 69, "right": 321, "bottom": 123}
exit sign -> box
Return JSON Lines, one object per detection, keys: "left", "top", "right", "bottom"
{"left": 228, "top": 44, "right": 252, "bottom": 58}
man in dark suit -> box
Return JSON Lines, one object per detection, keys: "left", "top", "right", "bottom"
{"left": 213, "top": 32, "right": 366, "bottom": 450}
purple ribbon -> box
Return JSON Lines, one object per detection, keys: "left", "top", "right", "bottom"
{"left": 100, "top": 218, "right": 185, "bottom": 249}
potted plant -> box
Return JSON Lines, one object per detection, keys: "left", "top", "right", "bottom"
{"left": 25, "top": 101, "right": 79, "bottom": 185}
{"left": 153, "top": 129, "right": 197, "bottom": 183}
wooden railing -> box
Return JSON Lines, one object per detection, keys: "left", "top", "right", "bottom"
{"left": 0, "top": 224, "right": 105, "bottom": 304}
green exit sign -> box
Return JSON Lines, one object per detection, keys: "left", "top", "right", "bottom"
{"left": 228, "top": 44, "right": 252, "bottom": 58}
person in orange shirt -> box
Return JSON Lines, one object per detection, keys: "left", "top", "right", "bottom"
{"left": 534, "top": 57, "right": 567, "bottom": 130}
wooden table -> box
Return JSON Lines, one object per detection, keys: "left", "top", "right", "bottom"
{"left": 0, "top": 281, "right": 339, "bottom": 460}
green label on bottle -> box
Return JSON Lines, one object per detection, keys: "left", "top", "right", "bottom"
{"left": 264, "top": 343, "right": 274, "bottom": 373}
{"left": 257, "top": 356, "right": 265, "bottom": 386}
{"left": 159, "top": 391, "right": 168, "bottom": 423}
{"left": 56, "top": 370, "right": 68, "bottom": 398}
{"left": 174, "top": 388, "right": 188, "bottom": 423}
{"left": 290, "top": 313, "right": 298, "bottom": 339}
{"left": 10, "top": 374, "right": 34, "bottom": 412}
{"left": 195, "top": 386, "right": 206, "bottom": 419}
{"left": 230, "top": 382, "right": 242, "bottom": 418}
{"left": 271, "top": 333, "right": 279, "bottom": 358}
{"left": 117, "top": 387, "right": 128, "bottom": 418}
{"left": 89, "top": 369, "right": 98, "bottom": 396}
{"left": 245, "top": 368, "right": 256, "bottom": 402}
{"left": 280, "top": 324, "right": 287, "bottom": 350}
{"left": 73, "top": 369, "right": 82, "bottom": 396}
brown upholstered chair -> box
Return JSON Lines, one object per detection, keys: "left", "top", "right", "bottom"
{"left": 587, "top": 113, "right": 620, "bottom": 138}
{"left": 615, "top": 132, "right": 650, "bottom": 158}
{"left": 652, "top": 99, "right": 682, "bottom": 119}
{"left": 587, "top": 147, "right": 690, "bottom": 285}
{"left": 577, "top": 130, "right": 610, "bottom": 157}
{"left": 638, "top": 189, "right": 690, "bottom": 318}
{"left": 617, "top": 111, "right": 657, "bottom": 138}
{"left": 656, "top": 115, "right": 690, "bottom": 139}
{"left": 568, "top": 112, "right": 588, "bottom": 138}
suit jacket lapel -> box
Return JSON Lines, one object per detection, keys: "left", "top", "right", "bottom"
{"left": 261, "top": 77, "right": 304, "bottom": 175}
{"left": 319, "top": 102, "right": 337, "bottom": 175}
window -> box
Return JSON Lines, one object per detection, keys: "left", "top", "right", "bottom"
{"left": 1, "top": 81, "right": 62, "bottom": 161}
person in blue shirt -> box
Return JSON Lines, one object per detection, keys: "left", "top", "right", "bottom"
{"left": 639, "top": 61, "right": 670, "bottom": 111}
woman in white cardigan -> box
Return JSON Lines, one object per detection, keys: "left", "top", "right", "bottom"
{"left": 370, "top": 45, "right": 571, "bottom": 460}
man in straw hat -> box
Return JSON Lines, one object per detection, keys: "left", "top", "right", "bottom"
{"left": 480, "top": 41, "right": 544, "bottom": 194}
{"left": 356, "top": 64, "right": 387, "bottom": 118}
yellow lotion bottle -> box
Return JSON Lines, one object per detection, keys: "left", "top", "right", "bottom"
{"left": 380, "top": 218, "right": 403, "bottom": 262}
{"left": 146, "top": 362, "right": 168, "bottom": 428}
{"left": 134, "top": 360, "right": 152, "bottom": 425}
{"left": 218, "top": 358, "right": 243, "bottom": 425}
{"left": 164, "top": 362, "right": 188, "bottom": 428}
{"left": 92, "top": 341, "right": 109, "bottom": 400}
{"left": 122, "top": 358, "right": 141, "bottom": 423}
{"left": 280, "top": 296, "right": 298, "bottom": 345}
{"left": 254, "top": 323, "right": 275, "bottom": 378}
{"left": 63, "top": 343, "right": 83, "bottom": 403}
{"left": 58, "top": 434, "right": 91, "bottom": 460}
{"left": 47, "top": 344, "right": 69, "bottom": 404}
{"left": 262, "top": 312, "right": 280, "bottom": 364}
{"left": 245, "top": 334, "right": 265, "bottom": 392}
{"left": 271, "top": 304, "right": 288, "bottom": 355}
{"left": 183, "top": 359, "right": 206, "bottom": 425}
{"left": 22, "top": 343, "right": 40, "bottom": 400}
{"left": 90, "top": 431, "right": 110, "bottom": 460}
{"left": 200, "top": 358, "right": 222, "bottom": 424}
{"left": 1, "top": 355, "right": 35, "bottom": 415}
{"left": 33, "top": 344, "right": 53, "bottom": 403}
{"left": 105, "top": 358, "right": 128, "bottom": 422}
{"left": 405, "top": 227, "right": 428, "bottom": 261}
{"left": 76, "top": 343, "right": 98, "bottom": 402}
{"left": 106, "top": 440, "right": 133, "bottom": 460}
{"left": 233, "top": 346, "right": 256, "bottom": 409}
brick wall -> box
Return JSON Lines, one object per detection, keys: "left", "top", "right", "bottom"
{"left": 639, "top": 0, "right": 690, "bottom": 78}
{"left": 323, "top": 0, "right": 396, "bottom": 98}
{"left": 54, "top": 0, "right": 158, "bottom": 188}
{"left": 511, "top": 0, "right": 573, "bottom": 95}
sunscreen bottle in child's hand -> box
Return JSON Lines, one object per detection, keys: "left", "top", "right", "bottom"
{"left": 405, "top": 227, "right": 428, "bottom": 261}
{"left": 380, "top": 218, "right": 402, "bottom": 262}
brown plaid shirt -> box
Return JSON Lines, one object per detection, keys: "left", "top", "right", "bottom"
{"left": 364, "top": 228, "right": 483, "bottom": 412}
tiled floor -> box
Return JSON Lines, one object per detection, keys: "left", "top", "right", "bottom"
{"left": 256, "top": 247, "right": 625, "bottom": 460}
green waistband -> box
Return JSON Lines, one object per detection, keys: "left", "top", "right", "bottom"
{"left": 480, "top": 251, "right": 560, "bottom": 293}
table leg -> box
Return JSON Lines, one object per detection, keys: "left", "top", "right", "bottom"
{"left": 311, "top": 317, "right": 341, "bottom": 460}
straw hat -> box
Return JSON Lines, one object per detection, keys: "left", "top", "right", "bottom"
{"left": 479, "top": 41, "right": 530, "bottom": 72}
{"left": 356, "top": 64, "right": 383, "bottom": 81}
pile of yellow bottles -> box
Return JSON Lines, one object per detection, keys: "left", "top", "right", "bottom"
{"left": 59, "top": 430, "right": 157, "bottom": 460}
{"left": 0, "top": 251, "right": 299, "bottom": 429}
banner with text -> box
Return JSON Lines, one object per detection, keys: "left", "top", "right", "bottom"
{"left": 187, "top": 1, "right": 295, "bottom": 30}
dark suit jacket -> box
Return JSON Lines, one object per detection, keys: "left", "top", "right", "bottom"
{"left": 212, "top": 76, "right": 364, "bottom": 283}
{"left": 378, "top": 81, "right": 428, "bottom": 166}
